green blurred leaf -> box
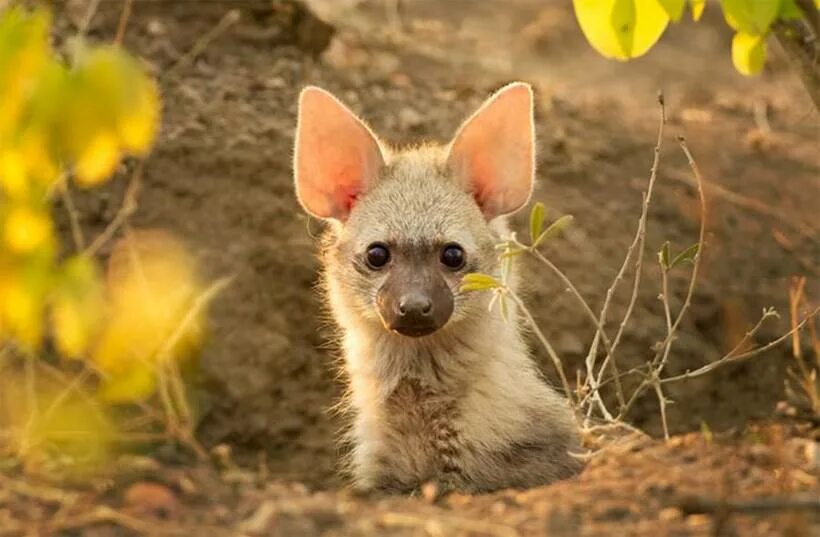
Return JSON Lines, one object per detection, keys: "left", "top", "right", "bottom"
{"left": 670, "top": 243, "right": 700, "bottom": 269}
{"left": 732, "top": 31, "right": 767, "bottom": 75}
{"left": 573, "top": 0, "right": 670, "bottom": 60}
{"left": 659, "top": 241, "right": 671, "bottom": 270}
{"left": 460, "top": 273, "right": 502, "bottom": 292}
{"left": 777, "top": 0, "right": 804, "bottom": 19}
{"left": 720, "top": 0, "right": 780, "bottom": 34}
{"left": 532, "top": 215, "right": 574, "bottom": 248}
{"left": 658, "top": 0, "right": 686, "bottom": 21}
{"left": 529, "top": 202, "right": 545, "bottom": 245}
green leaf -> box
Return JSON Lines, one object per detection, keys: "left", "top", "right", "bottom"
{"left": 777, "top": 0, "right": 803, "bottom": 19}
{"left": 532, "top": 215, "right": 574, "bottom": 248}
{"left": 670, "top": 243, "right": 700, "bottom": 269}
{"left": 720, "top": 0, "right": 780, "bottom": 34}
{"left": 659, "top": 241, "right": 671, "bottom": 270}
{"left": 658, "top": 0, "right": 686, "bottom": 21}
{"left": 689, "top": 0, "right": 706, "bottom": 21}
{"left": 732, "top": 31, "right": 767, "bottom": 76}
{"left": 460, "top": 273, "right": 502, "bottom": 292}
{"left": 529, "top": 202, "right": 545, "bottom": 245}
{"left": 573, "top": 0, "right": 670, "bottom": 60}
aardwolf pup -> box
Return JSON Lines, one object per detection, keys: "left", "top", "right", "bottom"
{"left": 293, "top": 82, "right": 582, "bottom": 493}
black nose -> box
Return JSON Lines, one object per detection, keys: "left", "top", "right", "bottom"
{"left": 398, "top": 293, "right": 432, "bottom": 317}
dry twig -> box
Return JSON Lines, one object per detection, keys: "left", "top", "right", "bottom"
{"left": 584, "top": 92, "right": 667, "bottom": 422}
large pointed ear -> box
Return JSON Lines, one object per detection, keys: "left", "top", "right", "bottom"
{"left": 446, "top": 82, "right": 535, "bottom": 219}
{"left": 294, "top": 86, "right": 385, "bottom": 220}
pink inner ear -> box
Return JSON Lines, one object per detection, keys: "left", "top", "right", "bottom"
{"left": 447, "top": 83, "right": 534, "bottom": 219}
{"left": 295, "top": 87, "right": 383, "bottom": 220}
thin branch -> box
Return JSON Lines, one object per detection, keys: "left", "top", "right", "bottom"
{"left": 60, "top": 180, "right": 86, "bottom": 251}
{"left": 617, "top": 135, "right": 707, "bottom": 420}
{"left": 661, "top": 306, "right": 820, "bottom": 384}
{"left": 652, "top": 380, "right": 670, "bottom": 441}
{"left": 161, "top": 9, "right": 241, "bottom": 82}
{"left": 113, "top": 0, "right": 135, "bottom": 45}
{"left": 522, "top": 246, "right": 621, "bottom": 404}
{"left": 584, "top": 92, "right": 666, "bottom": 421}
{"left": 85, "top": 160, "right": 143, "bottom": 256}
{"left": 76, "top": 0, "right": 101, "bottom": 39}
{"left": 508, "top": 290, "right": 574, "bottom": 405}
{"left": 772, "top": 20, "right": 820, "bottom": 111}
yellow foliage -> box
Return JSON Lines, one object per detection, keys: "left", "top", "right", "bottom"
{"left": 573, "top": 0, "right": 670, "bottom": 61}
{"left": 118, "top": 78, "right": 161, "bottom": 155}
{"left": 0, "top": 148, "right": 27, "bottom": 197}
{"left": 3, "top": 206, "right": 52, "bottom": 254}
{"left": 51, "top": 256, "right": 106, "bottom": 359}
{"left": 93, "top": 231, "right": 206, "bottom": 403}
{"left": 73, "top": 130, "right": 121, "bottom": 187}
{"left": 732, "top": 31, "right": 767, "bottom": 76}
{"left": 690, "top": 0, "right": 706, "bottom": 21}
{"left": 0, "top": 270, "right": 45, "bottom": 349}
{"left": 0, "top": 371, "right": 115, "bottom": 471}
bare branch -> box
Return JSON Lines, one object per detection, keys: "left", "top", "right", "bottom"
{"left": 617, "top": 135, "right": 707, "bottom": 421}
{"left": 585, "top": 92, "right": 667, "bottom": 421}
{"left": 661, "top": 306, "right": 820, "bottom": 384}
{"left": 508, "top": 290, "right": 574, "bottom": 405}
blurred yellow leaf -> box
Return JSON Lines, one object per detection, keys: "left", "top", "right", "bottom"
{"left": 573, "top": 0, "right": 670, "bottom": 60}
{"left": 98, "top": 364, "right": 157, "bottom": 404}
{"left": 0, "top": 272, "right": 44, "bottom": 348}
{"left": 118, "top": 79, "right": 160, "bottom": 154}
{"left": 0, "top": 7, "right": 50, "bottom": 140}
{"left": 93, "top": 231, "right": 206, "bottom": 402}
{"left": 658, "top": 0, "right": 686, "bottom": 21}
{"left": 0, "top": 149, "right": 27, "bottom": 197}
{"left": 690, "top": 0, "right": 706, "bottom": 21}
{"left": 3, "top": 206, "right": 52, "bottom": 253}
{"left": 0, "top": 372, "right": 115, "bottom": 471}
{"left": 732, "top": 31, "right": 767, "bottom": 76}
{"left": 52, "top": 256, "right": 105, "bottom": 359}
{"left": 74, "top": 131, "right": 120, "bottom": 186}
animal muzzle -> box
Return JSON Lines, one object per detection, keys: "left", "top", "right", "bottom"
{"left": 376, "top": 268, "right": 454, "bottom": 337}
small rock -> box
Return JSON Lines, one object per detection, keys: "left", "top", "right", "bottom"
{"left": 123, "top": 481, "right": 178, "bottom": 519}
{"left": 146, "top": 19, "right": 166, "bottom": 37}
{"left": 421, "top": 481, "right": 439, "bottom": 503}
{"left": 658, "top": 507, "right": 681, "bottom": 521}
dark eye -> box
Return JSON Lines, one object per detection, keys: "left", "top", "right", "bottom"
{"left": 440, "top": 243, "right": 466, "bottom": 270}
{"left": 365, "top": 243, "right": 391, "bottom": 269}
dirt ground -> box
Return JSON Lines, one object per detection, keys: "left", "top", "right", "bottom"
{"left": 3, "top": 0, "right": 820, "bottom": 535}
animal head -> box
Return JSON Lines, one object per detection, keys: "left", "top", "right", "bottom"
{"left": 294, "top": 83, "right": 535, "bottom": 338}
